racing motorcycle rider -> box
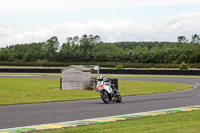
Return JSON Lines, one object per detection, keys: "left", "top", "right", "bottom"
{"left": 96, "top": 75, "right": 117, "bottom": 96}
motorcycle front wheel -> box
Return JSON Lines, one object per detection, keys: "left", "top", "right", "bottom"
{"left": 100, "top": 90, "right": 111, "bottom": 104}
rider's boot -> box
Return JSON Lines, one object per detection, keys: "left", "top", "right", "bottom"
{"left": 113, "top": 87, "right": 118, "bottom": 94}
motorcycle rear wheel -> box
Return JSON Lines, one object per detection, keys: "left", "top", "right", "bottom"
{"left": 100, "top": 90, "right": 111, "bottom": 104}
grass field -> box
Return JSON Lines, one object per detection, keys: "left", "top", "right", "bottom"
{"left": 40, "top": 110, "right": 200, "bottom": 133}
{"left": 0, "top": 78, "right": 192, "bottom": 105}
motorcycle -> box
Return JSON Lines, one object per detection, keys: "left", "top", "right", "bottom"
{"left": 96, "top": 76, "right": 122, "bottom": 103}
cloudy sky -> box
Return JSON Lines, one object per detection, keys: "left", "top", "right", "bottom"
{"left": 0, "top": 0, "right": 200, "bottom": 47}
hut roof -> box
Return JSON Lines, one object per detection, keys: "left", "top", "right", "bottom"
{"left": 62, "top": 65, "right": 91, "bottom": 72}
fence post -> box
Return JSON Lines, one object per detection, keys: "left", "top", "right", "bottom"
{"left": 93, "top": 78, "right": 97, "bottom": 91}
{"left": 60, "top": 78, "right": 62, "bottom": 90}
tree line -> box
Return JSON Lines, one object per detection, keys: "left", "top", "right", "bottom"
{"left": 0, "top": 34, "right": 200, "bottom": 64}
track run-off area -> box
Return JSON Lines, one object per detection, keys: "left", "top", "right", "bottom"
{"left": 0, "top": 75, "right": 200, "bottom": 132}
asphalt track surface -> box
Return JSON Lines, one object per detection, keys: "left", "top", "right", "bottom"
{"left": 0, "top": 75, "right": 200, "bottom": 129}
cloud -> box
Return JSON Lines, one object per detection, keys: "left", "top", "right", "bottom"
{"left": 148, "top": 12, "right": 200, "bottom": 40}
{"left": 0, "top": 12, "right": 200, "bottom": 47}
{"left": 0, "top": 0, "right": 200, "bottom": 14}
{"left": 0, "top": 22, "right": 16, "bottom": 29}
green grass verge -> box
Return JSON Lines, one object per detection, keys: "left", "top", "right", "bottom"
{"left": 0, "top": 66, "right": 65, "bottom": 69}
{"left": 0, "top": 73, "right": 61, "bottom": 77}
{"left": 0, "top": 78, "right": 192, "bottom": 105}
{"left": 92, "top": 74, "right": 200, "bottom": 79}
{"left": 1, "top": 73, "right": 200, "bottom": 78}
{"left": 40, "top": 110, "right": 200, "bottom": 133}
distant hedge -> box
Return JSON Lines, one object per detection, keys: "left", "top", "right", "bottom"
{"left": 0, "top": 61, "right": 200, "bottom": 68}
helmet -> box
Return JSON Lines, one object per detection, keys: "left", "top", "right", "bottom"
{"left": 97, "top": 75, "right": 103, "bottom": 81}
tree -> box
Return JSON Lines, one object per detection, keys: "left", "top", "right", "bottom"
{"left": 2, "top": 35, "right": 200, "bottom": 64}
{"left": 44, "top": 36, "right": 59, "bottom": 61}
{"left": 79, "top": 35, "right": 100, "bottom": 61}
{"left": 179, "top": 62, "right": 189, "bottom": 70}
{"left": 93, "top": 43, "right": 121, "bottom": 62}
{"left": 191, "top": 34, "right": 200, "bottom": 44}
{"left": 59, "top": 35, "right": 101, "bottom": 62}
{"left": 178, "top": 36, "right": 188, "bottom": 43}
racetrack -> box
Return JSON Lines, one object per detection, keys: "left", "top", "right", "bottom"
{"left": 0, "top": 75, "right": 200, "bottom": 129}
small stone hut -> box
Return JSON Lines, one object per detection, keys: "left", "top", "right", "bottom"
{"left": 61, "top": 65, "right": 91, "bottom": 90}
